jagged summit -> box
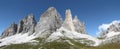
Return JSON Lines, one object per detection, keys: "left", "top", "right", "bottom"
{"left": 35, "top": 7, "right": 63, "bottom": 38}
{"left": 62, "top": 9, "right": 87, "bottom": 34}
{"left": 47, "top": 7, "right": 56, "bottom": 11}
{"left": 73, "top": 15, "right": 87, "bottom": 34}
{"left": 1, "top": 22, "right": 17, "bottom": 38}
{"left": 1, "top": 7, "right": 87, "bottom": 38}
{"left": 62, "top": 9, "right": 75, "bottom": 31}
{"left": 17, "top": 14, "right": 36, "bottom": 34}
{"left": 73, "top": 15, "right": 79, "bottom": 21}
{"left": 0, "top": 7, "right": 91, "bottom": 47}
{"left": 1, "top": 14, "right": 36, "bottom": 38}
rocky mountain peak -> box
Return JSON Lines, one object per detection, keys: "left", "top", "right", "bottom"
{"left": 1, "top": 22, "right": 17, "bottom": 38}
{"left": 100, "top": 22, "right": 120, "bottom": 38}
{"left": 107, "top": 23, "right": 120, "bottom": 32}
{"left": 35, "top": 7, "right": 63, "bottom": 37}
{"left": 62, "top": 9, "right": 75, "bottom": 31}
{"left": 73, "top": 15, "right": 87, "bottom": 34}
{"left": 66, "top": 9, "right": 73, "bottom": 20}
{"left": 47, "top": 7, "right": 56, "bottom": 11}
{"left": 73, "top": 15, "right": 79, "bottom": 22}
{"left": 17, "top": 14, "right": 36, "bottom": 34}
{"left": 1, "top": 7, "right": 87, "bottom": 39}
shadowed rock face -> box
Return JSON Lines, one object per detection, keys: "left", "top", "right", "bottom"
{"left": 1, "top": 23, "right": 17, "bottom": 38}
{"left": 100, "top": 22, "right": 120, "bottom": 38}
{"left": 17, "top": 20, "right": 24, "bottom": 33}
{"left": 17, "top": 14, "right": 36, "bottom": 35}
{"left": 1, "top": 14, "right": 36, "bottom": 38}
{"left": 107, "top": 23, "right": 120, "bottom": 32}
{"left": 73, "top": 16, "right": 87, "bottom": 34}
{"left": 35, "top": 7, "right": 63, "bottom": 37}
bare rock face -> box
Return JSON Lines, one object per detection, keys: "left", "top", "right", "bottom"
{"left": 1, "top": 22, "right": 17, "bottom": 38}
{"left": 35, "top": 7, "right": 63, "bottom": 38}
{"left": 62, "top": 9, "right": 87, "bottom": 34}
{"left": 100, "top": 22, "right": 120, "bottom": 44}
{"left": 100, "top": 22, "right": 120, "bottom": 38}
{"left": 107, "top": 23, "right": 120, "bottom": 32}
{"left": 17, "top": 14, "right": 36, "bottom": 35}
{"left": 17, "top": 20, "right": 24, "bottom": 33}
{"left": 27, "top": 14, "right": 37, "bottom": 35}
{"left": 62, "top": 9, "right": 75, "bottom": 31}
{"left": 73, "top": 16, "right": 87, "bottom": 34}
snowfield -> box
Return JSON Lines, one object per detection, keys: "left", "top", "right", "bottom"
{"left": 0, "top": 27, "right": 102, "bottom": 47}
{"left": 0, "top": 33, "right": 37, "bottom": 47}
{"left": 46, "top": 27, "right": 102, "bottom": 46}
{"left": 4, "top": 26, "right": 119, "bottom": 47}
{"left": 106, "top": 31, "right": 120, "bottom": 38}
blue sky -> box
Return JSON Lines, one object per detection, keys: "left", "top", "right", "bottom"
{"left": 0, "top": 0, "right": 120, "bottom": 36}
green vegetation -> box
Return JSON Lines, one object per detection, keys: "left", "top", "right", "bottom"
{"left": 1, "top": 42, "right": 120, "bottom": 49}
{"left": 1, "top": 37, "right": 120, "bottom": 49}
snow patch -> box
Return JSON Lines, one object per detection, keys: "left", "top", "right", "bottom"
{"left": 97, "top": 20, "right": 120, "bottom": 36}
{"left": 0, "top": 33, "right": 36, "bottom": 47}
{"left": 46, "top": 27, "right": 101, "bottom": 46}
{"left": 106, "top": 31, "right": 120, "bottom": 38}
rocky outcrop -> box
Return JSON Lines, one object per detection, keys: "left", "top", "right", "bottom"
{"left": 62, "top": 9, "right": 75, "bottom": 31}
{"left": 17, "top": 14, "right": 36, "bottom": 35}
{"left": 35, "top": 7, "right": 63, "bottom": 37}
{"left": 1, "top": 22, "right": 17, "bottom": 38}
{"left": 107, "top": 23, "right": 120, "bottom": 32}
{"left": 17, "top": 20, "right": 24, "bottom": 33}
{"left": 100, "top": 22, "right": 120, "bottom": 38}
{"left": 62, "top": 9, "right": 87, "bottom": 34}
{"left": 73, "top": 15, "right": 87, "bottom": 34}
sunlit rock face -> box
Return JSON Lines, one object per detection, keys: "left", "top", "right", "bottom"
{"left": 73, "top": 15, "right": 87, "bottom": 34}
{"left": 62, "top": 9, "right": 87, "bottom": 34}
{"left": 35, "top": 7, "right": 63, "bottom": 37}
{"left": 62, "top": 9, "right": 75, "bottom": 31}
{"left": 1, "top": 22, "right": 17, "bottom": 38}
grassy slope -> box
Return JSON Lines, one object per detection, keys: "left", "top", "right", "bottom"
{"left": 1, "top": 38, "right": 120, "bottom": 49}
{"left": 1, "top": 42, "right": 120, "bottom": 49}
{"left": 1, "top": 37, "right": 120, "bottom": 49}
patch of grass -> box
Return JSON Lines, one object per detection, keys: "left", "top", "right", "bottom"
{"left": 1, "top": 42, "right": 120, "bottom": 49}
{"left": 1, "top": 37, "right": 120, "bottom": 49}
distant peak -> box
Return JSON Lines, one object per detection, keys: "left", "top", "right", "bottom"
{"left": 66, "top": 9, "right": 71, "bottom": 14}
{"left": 47, "top": 7, "right": 56, "bottom": 11}
{"left": 28, "top": 13, "right": 34, "bottom": 19}
{"left": 66, "top": 9, "right": 72, "bottom": 19}
{"left": 74, "top": 15, "right": 78, "bottom": 20}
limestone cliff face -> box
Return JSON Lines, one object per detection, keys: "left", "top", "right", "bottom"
{"left": 1, "top": 7, "right": 88, "bottom": 38}
{"left": 17, "top": 14, "right": 36, "bottom": 35}
{"left": 62, "top": 9, "right": 75, "bottom": 31}
{"left": 62, "top": 9, "right": 87, "bottom": 34}
{"left": 73, "top": 16, "right": 87, "bottom": 34}
{"left": 1, "top": 23, "right": 17, "bottom": 38}
{"left": 35, "top": 7, "right": 63, "bottom": 37}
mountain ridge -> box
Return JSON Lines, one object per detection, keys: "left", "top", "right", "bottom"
{"left": 0, "top": 7, "right": 120, "bottom": 49}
